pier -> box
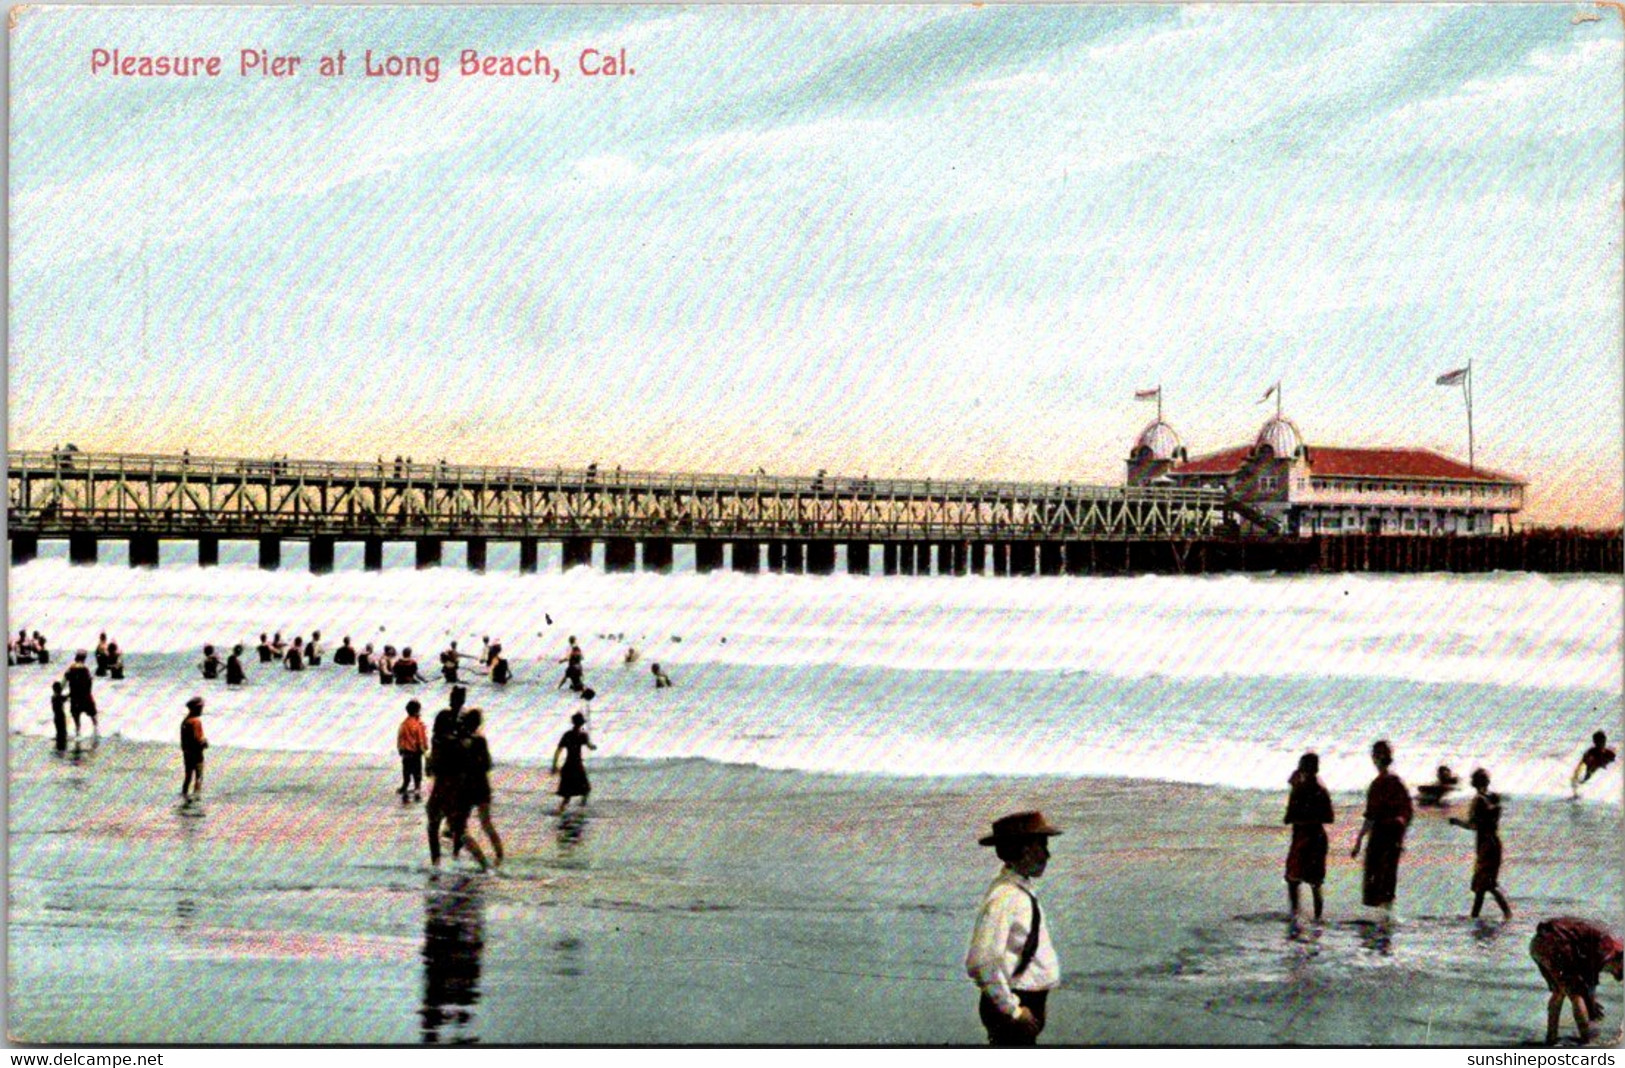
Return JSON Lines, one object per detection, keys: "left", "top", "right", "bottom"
{"left": 6, "top": 450, "right": 1226, "bottom": 573}
{"left": 6, "top": 451, "right": 1616, "bottom": 575}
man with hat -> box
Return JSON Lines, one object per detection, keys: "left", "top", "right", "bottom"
{"left": 965, "top": 810, "right": 1062, "bottom": 1045}
{"left": 180, "top": 696, "right": 208, "bottom": 800}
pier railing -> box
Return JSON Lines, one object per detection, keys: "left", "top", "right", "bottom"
{"left": 6, "top": 449, "right": 1228, "bottom": 542}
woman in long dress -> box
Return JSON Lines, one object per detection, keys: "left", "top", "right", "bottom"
{"left": 1351, "top": 739, "right": 1412, "bottom": 908}
{"left": 551, "top": 712, "right": 597, "bottom": 814}
{"left": 1284, "top": 751, "right": 1334, "bottom": 920}
{"left": 454, "top": 707, "right": 503, "bottom": 868}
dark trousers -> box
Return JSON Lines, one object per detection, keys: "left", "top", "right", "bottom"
{"left": 978, "top": 989, "right": 1048, "bottom": 1046}
{"left": 400, "top": 751, "right": 423, "bottom": 793}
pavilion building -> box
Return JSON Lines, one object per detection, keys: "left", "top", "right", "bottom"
{"left": 1126, "top": 414, "right": 1524, "bottom": 536}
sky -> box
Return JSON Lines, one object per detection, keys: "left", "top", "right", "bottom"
{"left": 9, "top": 4, "right": 1623, "bottom": 527}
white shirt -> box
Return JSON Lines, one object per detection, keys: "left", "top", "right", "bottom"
{"left": 965, "top": 866, "right": 1061, "bottom": 1017}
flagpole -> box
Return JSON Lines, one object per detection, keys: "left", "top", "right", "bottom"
{"left": 1158, "top": 385, "right": 1163, "bottom": 423}
{"left": 1465, "top": 361, "right": 1475, "bottom": 472}
{"left": 1276, "top": 381, "right": 1282, "bottom": 420}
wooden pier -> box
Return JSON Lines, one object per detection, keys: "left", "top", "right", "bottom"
{"left": 6, "top": 450, "right": 1617, "bottom": 575}
{"left": 7, "top": 449, "right": 1225, "bottom": 572}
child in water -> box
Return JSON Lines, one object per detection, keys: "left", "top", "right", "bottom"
{"left": 1449, "top": 768, "right": 1513, "bottom": 920}
{"left": 1573, "top": 732, "right": 1616, "bottom": 798}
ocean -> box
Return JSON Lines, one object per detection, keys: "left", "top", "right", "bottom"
{"left": 8, "top": 550, "right": 1620, "bottom": 800}
{"left": 7, "top": 550, "right": 1622, "bottom": 1045}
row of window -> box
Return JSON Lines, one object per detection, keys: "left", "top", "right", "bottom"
{"left": 1308, "top": 478, "right": 1504, "bottom": 497}
{"left": 1311, "top": 513, "right": 1476, "bottom": 532}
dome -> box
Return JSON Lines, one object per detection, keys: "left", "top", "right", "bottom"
{"left": 1254, "top": 416, "right": 1303, "bottom": 459}
{"left": 1133, "top": 420, "right": 1184, "bottom": 462}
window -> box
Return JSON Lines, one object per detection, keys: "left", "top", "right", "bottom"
{"left": 1404, "top": 517, "right": 1415, "bottom": 531}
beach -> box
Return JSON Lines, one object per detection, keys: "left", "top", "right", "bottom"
{"left": 7, "top": 561, "right": 1620, "bottom": 1045}
{"left": 9, "top": 731, "right": 1620, "bottom": 1046}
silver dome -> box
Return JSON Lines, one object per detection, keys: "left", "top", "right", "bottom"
{"left": 1133, "top": 420, "right": 1184, "bottom": 462}
{"left": 1254, "top": 416, "right": 1303, "bottom": 458}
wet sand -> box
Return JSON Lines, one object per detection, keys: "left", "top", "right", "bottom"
{"left": 8, "top": 734, "right": 1621, "bottom": 1045}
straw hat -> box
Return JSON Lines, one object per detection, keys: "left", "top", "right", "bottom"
{"left": 978, "top": 810, "right": 1062, "bottom": 846}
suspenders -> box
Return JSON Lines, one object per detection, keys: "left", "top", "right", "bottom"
{"left": 1012, "top": 888, "right": 1042, "bottom": 980}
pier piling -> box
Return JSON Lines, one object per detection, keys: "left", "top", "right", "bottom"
{"left": 604, "top": 538, "right": 636, "bottom": 573}
{"left": 694, "top": 540, "right": 724, "bottom": 574}
{"left": 69, "top": 534, "right": 98, "bottom": 566}
{"left": 310, "top": 536, "right": 335, "bottom": 575}
{"left": 643, "top": 538, "right": 674, "bottom": 574}
{"left": 415, "top": 537, "right": 442, "bottom": 570}
{"left": 11, "top": 533, "right": 37, "bottom": 567}
{"left": 562, "top": 537, "right": 593, "bottom": 571}
{"left": 258, "top": 537, "right": 281, "bottom": 571}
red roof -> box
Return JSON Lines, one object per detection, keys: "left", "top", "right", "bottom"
{"left": 1169, "top": 446, "right": 1250, "bottom": 476}
{"left": 1170, "top": 445, "right": 1521, "bottom": 484}
{"left": 1307, "top": 447, "right": 1520, "bottom": 484}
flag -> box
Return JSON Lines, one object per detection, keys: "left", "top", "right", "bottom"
{"left": 1259, "top": 383, "right": 1277, "bottom": 403}
{"left": 1436, "top": 367, "right": 1468, "bottom": 387}
{"left": 1134, "top": 387, "right": 1160, "bottom": 401}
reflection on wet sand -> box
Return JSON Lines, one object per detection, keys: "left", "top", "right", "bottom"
{"left": 1356, "top": 916, "right": 1395, "bottom": 957}
{"left": 554, "top": 810, "right": 589, "bottom": 863}
{"left": 420, "top": 874, "right": 485, "bottom": 1045}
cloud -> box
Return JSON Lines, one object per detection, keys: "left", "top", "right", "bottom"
{"left": 570, "top": 153, "right": 672, "bottom": 192}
